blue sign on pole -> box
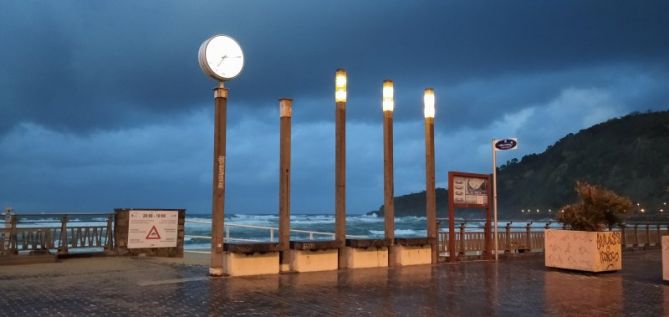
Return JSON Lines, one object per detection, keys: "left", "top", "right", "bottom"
{"left": 494, "top": 138, "right": 518, "bottom": 151}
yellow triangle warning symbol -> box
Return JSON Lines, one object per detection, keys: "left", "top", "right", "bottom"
{"left": 145, "top": 225, "right": 161, "bottom": 240}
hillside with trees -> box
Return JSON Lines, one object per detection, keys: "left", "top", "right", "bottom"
{"left": 370, "top": 110, "right": 669, "bottom": 219}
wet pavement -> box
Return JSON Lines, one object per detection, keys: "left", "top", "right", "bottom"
{"left": 0, "top": 250, "right": 667, "bottom": 316}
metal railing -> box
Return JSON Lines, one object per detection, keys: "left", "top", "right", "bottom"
{"left": 436, "top": 221, "right": 669, "bottom": 258}
{"left": 1, "top": 213, "right": 114, "bottom": 256}
{"left": 186, "top": 219, "right": 366, "bottom": 244}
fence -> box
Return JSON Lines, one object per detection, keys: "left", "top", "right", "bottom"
{"left": 3, "top": 214, "right": 668, "bottom": 259}
{"left": 186, "top": 219, "right": 366, "bottom": 244}
{"left": 437, "top": 222, "right": 669, "bottom": 258}
{"left": 0, "top": 214, "right": 114, "bottom": 256}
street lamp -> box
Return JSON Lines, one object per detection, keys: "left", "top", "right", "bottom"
{"left": 423, "top": 88, "right": 437, "bottom": 263}
{"left": 382, "top": 80, "right": 395, "bottom": 263}
{"left": 335, "top": 69, "right": 347, "bottom": 268}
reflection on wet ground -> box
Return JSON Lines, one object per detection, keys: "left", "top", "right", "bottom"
{"left": 0, "top": 250, "right": 666, "bottom": 316}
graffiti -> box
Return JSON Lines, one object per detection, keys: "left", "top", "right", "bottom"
{"left": 597, "top": 232, "right": 621, "bottom": 268}
{"left": 596, "top": 232, "right": 621, "bottom": 249}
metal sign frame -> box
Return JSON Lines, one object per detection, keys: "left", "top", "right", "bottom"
{"left": 447, "top": 171, "right": 492, "bottom": 262}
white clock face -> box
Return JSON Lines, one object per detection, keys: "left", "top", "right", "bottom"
{"left": 199, "top": 35, "right": 244, "bottom": 81}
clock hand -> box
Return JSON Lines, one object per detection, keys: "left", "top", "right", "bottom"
{"left": 217, "top": 55, "right": 227, "bottom": 67}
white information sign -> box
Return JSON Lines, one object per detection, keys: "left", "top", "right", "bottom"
{"left": 128, "top": 210, "right": 178, "bottom": 249}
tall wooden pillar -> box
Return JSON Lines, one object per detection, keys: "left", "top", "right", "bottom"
{"left": 425, "top": 116, "right": 437, "bottom": 263}
{"left": 335, "top": 69, "right": 347, "bottom": 268}
{"left": 336, "top": 102, "right": 346, "bottom": 268}
{"left": 210, "top": 83, "right": 228, "bottom": 276}
{"left": 383, "top": 110, "right": 395, "bottom": 244}
{"left": 279, "top": 98, "right": 293, "bottom": 268}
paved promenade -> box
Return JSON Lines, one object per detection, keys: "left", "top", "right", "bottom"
{"left": 0, "top": 250, "right": 667, "bottom": 316}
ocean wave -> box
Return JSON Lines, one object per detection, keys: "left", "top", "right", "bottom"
{"left": 367, "top": 229, "right": 427, "bottom": 236}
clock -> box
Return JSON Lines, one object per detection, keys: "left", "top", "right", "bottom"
{"left": 198, "top": 35, "right": 245, "bottom": 81}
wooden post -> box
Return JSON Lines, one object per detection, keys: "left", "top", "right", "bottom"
{"left": 58, "top": 215, "right": 68, "bottom": 255}
{"left": 105, "top": 214, "right": 114, "bottom": 251}
{"left": 484, "top": 193, "right": 492, "bottom": 258}
{"left": 383, "top": 111, "right": 395, "bottom": 243}
{"left": 424, "top": 116, "right": 437, "bottom": 264}
{"left": 279, "top": 98, "right": 293, "bottom": 268}
{"left": 448, "top": 172, "right": 456, "bottom": 261}
{"left": 505, "top": 222, "right": 511, "bottom": 253}
{"left": 335, "top": 69, "right": 347, "bottom": 268}
{"left": 459, "top": 222, "right": 466, "bottom": 256}
{"left": 525, "top": 222, "right": 532, "bottom": 251}
{"left": 9, "top": 215, "right": 17, "bottom": 254}
{"left": 210, "top": 83, "right": 228, "bottom": 276}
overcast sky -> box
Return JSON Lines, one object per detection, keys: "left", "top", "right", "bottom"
{"left": 1, "top": 1, "right": 667, "bottom": 214}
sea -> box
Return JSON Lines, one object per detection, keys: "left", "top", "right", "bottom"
{"left": 3, "top": 212, "right": 558, "bottom": 251}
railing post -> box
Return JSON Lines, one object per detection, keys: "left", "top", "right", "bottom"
{"left": 225, "top": 226, "right": 230, "bottom": 242}
{"left": 9, "top": 215, "right": 17, "bottom": 254}
{"left": 270, "top": 228, "right": 274, "bottom": 242}
{"left": 459, "top": 222, "right": 466, "bottom": 257}
{"left": 633, "top": 224, "right": 639, "bottom": 248}
{"left": 620, "top": 225, "right": 626, "bottom": 249}
{"left": 645, "top": 224, "right": 651, "bottom": 249}
{"left": 657, "top": 224, "right": 662, "bottom": 246}
{"left": 505, "top": 222, "right": 511, "bottom": 253}
{"left": 4, "top": 208, "right": 12, "bottom": 229}
{"left": 525, "top": 222, "right": 532, "bottom": 252}
{"left": 58, "top": 215, "right": 69, "bottom": 255}
{"left": 104, "top": 215, "right": 114, "bottom": 251}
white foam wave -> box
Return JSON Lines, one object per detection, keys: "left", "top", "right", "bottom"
{"left": 367, "top": 229, "right": 426, "bottom": 236}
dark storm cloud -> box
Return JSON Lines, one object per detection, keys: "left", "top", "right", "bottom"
{"left": 1, "top": 1, "right": 668, "bottom": 135}
{"left": 1, "top": 1, "right": 668, "bottom": 212}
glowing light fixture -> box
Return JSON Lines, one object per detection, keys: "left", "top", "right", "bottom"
{"left": 382, "top": 80, "right": 394, "bottom": 112}
{"left": 423, "top": 88, "right": 435, "bottom": 118}
{"left": 335, "top": 69, "right": 347, "bottom": 102}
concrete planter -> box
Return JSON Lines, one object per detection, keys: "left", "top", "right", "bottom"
{"left": 544, "top": 229, "right": 622, "bottom": 272}
{"left": 662, "top": 236, "right": 669, "bottom": 281}
{"left": 289, "top": 240, "right": 340, "bottom": 273}
{"left": 223, "top": 243, "right": 279, "bottom": 277}
{"left": 391, "top": 238, "right": 432, "bottom": 266}
{"left": 343, "top": 239, "right": 389, "bottom": 269}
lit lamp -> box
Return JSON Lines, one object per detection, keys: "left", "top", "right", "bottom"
{"left": 382, "top": 80, "right": 395, "bottom": 262}
{"left": 423, "top": 88, "right": 435, "bottom": 118}
{"left": 335, "top": 69, "right": 347, "bottom": 267}
{"left": 335, "top": 69, "right": 347, "bottom": 102}
{"left": 383, "top": 80, "right": 394, "bottom": 112}
{"left": 423, "top": 88, "right": 437, "bottom": 263}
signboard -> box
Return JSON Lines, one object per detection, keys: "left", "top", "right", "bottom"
{"left": 494, "top": 138, "right": 518, "bottom": 151}
{"left": 452, "top": 175, "right": 489, "bottom": 206}
{"left": 128, "top": 210, "right": 178, "bottom": 249}
{"left": 447, "top": 171, "right": 493, "bottom": 260}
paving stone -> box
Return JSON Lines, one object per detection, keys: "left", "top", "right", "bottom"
{"left": 0, "top": 251, "right": 667, "bottom": 316}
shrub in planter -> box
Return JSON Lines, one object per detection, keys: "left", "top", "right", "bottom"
{"left": 545, "top": 182, "right": 632, "bottom": 272}
{"left": 557, "top": 182, "right": 632, "bottom": 231}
